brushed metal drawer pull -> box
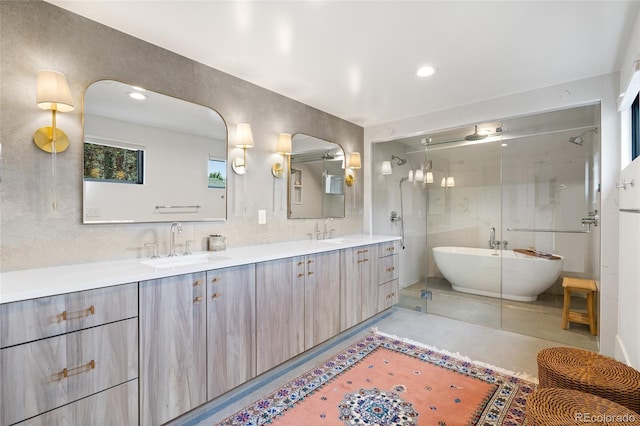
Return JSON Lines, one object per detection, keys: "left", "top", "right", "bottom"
{"left": 307, "top": 260, "right": 314, "bottom": 264}
{"left": 194, "top": 279, "right": 204, "bottom": 286}
{"left": 61, "top": 359, "right": 95, "bottom": 379}
{"left": 298, "top": 273, "right": 305, "bottom": 278}
{"left": 297, "top": 261, "right": 304, "bottom": 266}
{"left": 211, "top": 292, "right": 221, "bottom": 299}
{"left": 194, "top": 296, "right": 203, "bottom": 303}
{"left": 386, "top": 267, "right": 395, "bottom": 272}
{"left": 387, "top": 247, "right": 395, "bottom": 252}
{"left": 61, "top": 305, "right": 95, "bottom": 321}
{"left": 308, "top": 271, "right": 315, "bottom": 276}
{"left": 210, "top": 277, "right": 220, "bottom": 283}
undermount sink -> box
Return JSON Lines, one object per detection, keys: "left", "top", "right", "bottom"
{"left": 316, "top": 238, "right": 346, "bottom": 244}
{"left": 140, "top": 252, "right": 226, "bottom": 269}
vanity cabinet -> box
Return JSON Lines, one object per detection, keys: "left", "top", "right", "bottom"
{"left": 340, "top": 245, "right": 375, "bottom": 328}
{"left": 304, "top": 251, "right": 341, "bottom": 350}
{"left": 207, "top": 264, "right": 256, "bottom": 400}
{"left": 256, "top": 257, "right": 305, "bottom": 374}
{"left": 0, "top": 283, "right": 138, "bottom": 426}
{"left": 377, "top": 241, "right": 400, "bottom": 312}
{"left": 139, "top": 272, "right": 207, "bottom": 426}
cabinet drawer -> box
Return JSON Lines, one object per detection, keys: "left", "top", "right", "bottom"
{"left": 0, "top": 283, "right": 137, "bottom": 348}
{"left": 1, "top": 319, "right": 138, "bottom": 426}
{"left": 17, "top": 380, "right": 138, "bottom": 426}
{"left": 378, "top": 240, "right": 400, "bottom": 258}
{"left": 377, "top": 254, "right": 399, "bottom": 284}
{"left": 378, "top": 279, "right": 399, "bottom": 312}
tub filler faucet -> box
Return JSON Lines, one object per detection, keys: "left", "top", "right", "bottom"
{"left": 489, "top": 227, "right": 498, "bottom": 249}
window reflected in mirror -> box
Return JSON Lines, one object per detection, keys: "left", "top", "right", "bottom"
{"left": 82, "top": 80, "right": 227, "bottom": 223}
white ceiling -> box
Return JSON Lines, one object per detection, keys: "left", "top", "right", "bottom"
{"left": 47, "top": 1, "right": 639, "bottom": 128}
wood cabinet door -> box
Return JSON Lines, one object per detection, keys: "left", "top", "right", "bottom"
{"left": 304, "top": 251, "right": 340, "bottom": 350}
{"left": 207, "top": 264, "right": 256, "bottom": 400}
{"left": 359, "top": 245, "right": 378, "bottom": 321}
{"left": 256, "top": 257, "right": 305, "bottom": 375}
{"left": 139, "top": 272, "right": 207, "bottom": 426}
{"left": 340, "top": 247, "right": 362, "bottom": 331}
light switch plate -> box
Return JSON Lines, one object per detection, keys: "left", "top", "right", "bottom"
{"left": 258, "top": 209, "right": 266, "bottom": 224}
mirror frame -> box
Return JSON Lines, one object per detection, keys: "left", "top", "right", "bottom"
{"left": 82, "top": 79, "right": 228, "bottom": 224}
{"left": 287, "top": 133, "right": 346, "bottom": 219}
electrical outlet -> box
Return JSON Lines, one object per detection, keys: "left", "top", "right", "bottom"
{"left": 258, "top": 209, "right": 266, "bottom": 224}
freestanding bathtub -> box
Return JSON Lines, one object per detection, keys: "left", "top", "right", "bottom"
{"left": 432, "top": 246, "right": 564, "bottom": 302}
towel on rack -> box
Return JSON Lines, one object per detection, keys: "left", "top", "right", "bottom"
{"left": 513, "top": 248, "right": 562, "bottom": 260}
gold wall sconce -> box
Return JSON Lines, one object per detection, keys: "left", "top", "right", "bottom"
{"left": 271, "top": 133, "right": 291, "bottom": 178}
{"left": 231, "top": 123, "right": 254, "bottom": 175}
{"left": 33, "top": 70, "right": 75, "bottom": 153}
{"left": 345, "top": 152, "right": 361, "bottom": 186}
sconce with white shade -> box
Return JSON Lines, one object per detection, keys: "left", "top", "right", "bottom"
{"left": 33, "top": 70, "right": 75, "bottom": 153}
{"left": 231, "top": 123, "right": 254, "bottom": 175}
{"left": 381, "top": 160, "right": 392, "bottom": 175}
{"left": 441, "top": 175, "right": 455, "bottom": 188}
{"left": 425, "top": 171, "right": 434, "bottom": 184}
{"left": 407, "top": 170, "right": 414, "bottom": 182}
{"left": 272, "top": 133, "right": 291, "bottom": 178}
{"left": 414, "top": 168, "right": 424, "bottom": 182}
{"left": 345, "top": 152, "right": 361, "bottom": 186}
{"left": 423, "top": 160, "right": 433, "bottom": 184}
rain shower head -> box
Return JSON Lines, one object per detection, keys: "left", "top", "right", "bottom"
{"left": 568, "top": 135, "right": 584, "bottom": 145}
{"left": 391, "top": 155, "right": 407, "bottom": 166}
{"left": 569, "top": 128, "right": 597, "bottom": 146}
{"left": 465, "top": 125, "right": 488, "bottom": 141}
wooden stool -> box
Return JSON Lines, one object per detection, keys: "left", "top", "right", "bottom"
{"left": 537, "top": 347, "right": 640, "bottom": 414}
{"left": 526, "top": 388, "right": 640, "bottom": 426}
{"left": 562, "top": 277, "right": 597, "bottom": 335}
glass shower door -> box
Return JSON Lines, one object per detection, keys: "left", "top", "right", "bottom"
{"left": 424, "top": 139, "right": 503, "bottom": 329}
{"left": 499, "top": 114, "right": 600, "bottom": 350}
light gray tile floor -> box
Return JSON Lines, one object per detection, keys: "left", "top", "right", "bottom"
{"left": 173, "top": 306, "right": 583, "bottom": 426}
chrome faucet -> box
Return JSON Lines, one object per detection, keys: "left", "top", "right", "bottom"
{"left": 169, "top": 222, "right": 183, "bottom": 256}
{"left": 323, "top": 218, "right": 336, "bottom": 239}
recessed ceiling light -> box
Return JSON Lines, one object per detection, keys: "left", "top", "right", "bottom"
{"left": 417, "top": 66, "right": 436, "bottom": 77}
{"left": 129, "top": 92, "right": 146, "bottom": 100}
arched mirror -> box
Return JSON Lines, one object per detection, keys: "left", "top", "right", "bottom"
{"left": 288, "top": 134, "right": 345, "bottom": 219}
{"left": 82, "top": 80, "right": 227, "bottom": 223}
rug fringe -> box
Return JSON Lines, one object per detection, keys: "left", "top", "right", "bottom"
{"left": 374, "top": 330, "right": 539, "bottom": 384}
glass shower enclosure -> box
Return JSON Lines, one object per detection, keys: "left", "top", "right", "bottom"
{"left": 372, "top": 104, "right": 600, "bottom": 349}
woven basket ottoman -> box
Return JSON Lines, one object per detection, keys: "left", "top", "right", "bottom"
{"left": 537, "top": 347, "right": 640, "bottom": 413}
{"left": 526, "top": 388, "right": 640, "bottom": 426}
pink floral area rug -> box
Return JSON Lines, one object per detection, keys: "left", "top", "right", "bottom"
{"left": 217, "top": 332, "right": 537, "bottom": 425}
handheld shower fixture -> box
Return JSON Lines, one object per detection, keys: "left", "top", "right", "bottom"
{"left": 569, "top": 128, "right": 597, "bottom": 146}
{"left": 391, "top": 155, "right": 407, "bottom": 166}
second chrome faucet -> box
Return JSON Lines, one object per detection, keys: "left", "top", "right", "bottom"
{"left": 169, "top": 222, "right": 183, "bottom": 256}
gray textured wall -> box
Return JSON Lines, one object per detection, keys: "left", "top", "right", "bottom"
{"left": 0, "top": 0, "right": 364, "bottom": 271}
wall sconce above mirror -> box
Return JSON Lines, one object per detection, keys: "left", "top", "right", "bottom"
{"left": 231, "top": 123, "right": 254, "bottom": 175}
{"left": 82, "top": 80, "right": 228, "bottom": 223}
{"left": 288, "top": 134, "right": 345, "bottom": 219}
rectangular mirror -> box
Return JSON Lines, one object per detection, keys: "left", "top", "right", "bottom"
{"left": 83, "top": 80, "right": 227, "bottom": 223}
{"left": 288, "top": 134, "right": 345, "bottom": 219}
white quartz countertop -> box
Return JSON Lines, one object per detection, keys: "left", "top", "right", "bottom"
{"left": 0, "top": 234, "right": 400, "bottom": 304}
